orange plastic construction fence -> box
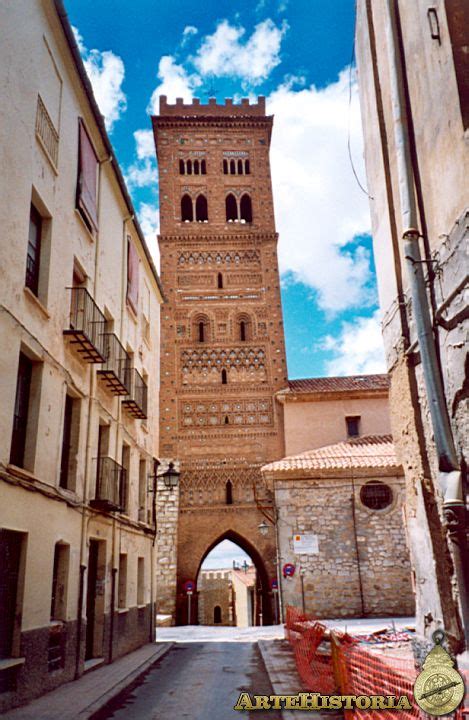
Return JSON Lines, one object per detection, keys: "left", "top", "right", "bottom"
{"left": 285, "top": 606, "right": 468, "bottom": 719}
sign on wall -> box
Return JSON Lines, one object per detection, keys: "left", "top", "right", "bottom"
{"left": 293, "top": 533, "right": 319, "bottom": 554}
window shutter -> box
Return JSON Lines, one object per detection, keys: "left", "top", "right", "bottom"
{"left": 77, "top": 120, "right": 98, "bottom": 231}
{"left": 127, "top": 237, "right": 139, "bottom": 314}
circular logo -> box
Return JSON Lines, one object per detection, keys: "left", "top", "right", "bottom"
{"left": 414, "top": 666, "right": 465, "bottom": 716}
{"left": 283, "top": 563, "right": 295, "bottom": 578}
{"left": 183, "top": 580, "right": 195, "bottom": 593}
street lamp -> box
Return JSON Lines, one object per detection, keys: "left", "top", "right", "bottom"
{"left": 161, "top": 462, "right": 180, "bottom": 489}
{"left": 148, "top": 460, "right": 180, "bottom": 491}
{"left": 258, "top": 520, "right": 269, "bottom": 536}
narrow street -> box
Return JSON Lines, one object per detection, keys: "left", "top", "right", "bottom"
{"left": 91, "top": 642, "right": 278, "bottom": 720}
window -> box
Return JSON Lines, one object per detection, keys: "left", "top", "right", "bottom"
{"left": 181, "top": 194, "right": 193, "bottom": 222}
{"left": 226, "top": 480, "right": 233, "bottom": 505}
{"left": 245, "top": 159, "right": 250, "bottom": 175}
{"left": 214, "top": 605, "right": 222, "bottom": 623}
{"left": 26, "top": 205, "right": 42, "bottom": 295}
{"left": 138, "top": 458, "right": 147, "bottom": 522}
{"left": 118, "top": 554, "right": 127, "bottom": 608}
{"left": 10, "top": 352, "right": 34, "bottom": 468}
{"left": 226, "top": 194, "right": 238, "bottom": 222}
{"left": 360, "top": 481, "right": 393, "bottom": 510}
{"left": 217, "top": 272, "right": 223, "bottom": 289}
{"left": 193, "top": 160, "right": 200, "bottom": 174}
{"left": 346, "top": 416, "right": 360, "bottom": 438}
{"left": 76, "top": 120, "right": 98, "bottom": 232}
{"left": 445, "top": 0, "right": 469, "bottom": 129}
{"left": 59, "top": 393, "right": 80, "bottom": 490}
{"left": 224, "top": 415, "right": 229, "bottom": 424}
{"left": 223, "top": 159, "right": 228, "bottom": 174}
{"left": 179, "top": 159, "right": 185, "bottom": 174}
{"left": 137, "top": 557, "right": 145, "bottom": 605}
{"left": 230, "top": 159, "right": 236, "bottom": 174}
{"left": 198, "top": 321, "right": 205, "bottom": 342}
{"left": 237, "top": 159, "right": 243, "bottom": 174}
{"left": 121, "top": 444, "right": 130, "bottom": 513}
{"left": 221, "top": 369, "right": 227, "bottom": 385}
{"left": 187, "top": 159, "right": 192, "bottom": 175}
{"left": 201, "top": 159, "right": 207, "bottom": 175}
{"left": 50, "top": 543, "right": 69, "bottom": 621}
{"left": 126, "top": 237, "right": 139, "bottom": 314}
{"left": 195, "top": 194, "right": 208, "bottom": 222}
{"left": 240, "top": 194, "right": 252, "bottom": 223}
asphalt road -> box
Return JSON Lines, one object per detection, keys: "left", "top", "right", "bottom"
{"left": 91, "top": 642, "right": 279, "bottom": 720}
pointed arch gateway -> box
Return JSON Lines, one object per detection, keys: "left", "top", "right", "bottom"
{"left": 192, "top": 529, "right": 273, "bottom": 626}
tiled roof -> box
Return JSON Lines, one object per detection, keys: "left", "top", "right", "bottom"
{"left": 262, "top": 435, "right": 399, "bottom": 475}
{"left": 286, "top": 374, "right": 390, "bottom": 394}
{"left": 233, "top": 567, "right": 256, "bottom": 587}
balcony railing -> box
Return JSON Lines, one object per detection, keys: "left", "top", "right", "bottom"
{"left": 97, "top": 333, "right": 131, "bottom": 395}
{"left": 91, "top": 457, "right": 126, "bottom": 512}
{"left": 122, "top": 368, "right": 148, "bottom": 419}
{"left": 64, "top": 287, "right": 106, "bottom": 363}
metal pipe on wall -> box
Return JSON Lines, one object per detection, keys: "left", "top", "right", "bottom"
{"left": 384, "top": 0, "right": 468, "bottom": 649}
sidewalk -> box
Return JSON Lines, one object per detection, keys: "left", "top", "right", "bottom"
{"left": 259, "top": 639, "right": 342, "bottom": 720}
{"left": 1, "top": 642, "right": 172, "bottom": 720}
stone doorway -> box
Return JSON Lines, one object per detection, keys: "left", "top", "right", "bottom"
{"left": 189, "top": 531, "right": 272, "bottom": 627}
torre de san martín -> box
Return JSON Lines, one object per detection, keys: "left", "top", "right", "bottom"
{"left": 152, "top": 96, "right": 288, "bottom": 624}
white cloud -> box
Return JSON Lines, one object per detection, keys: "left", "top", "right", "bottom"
{"left": 268, "top": 69, "right": 372, "bottom": 311}
{"left": 125, "top": 160, "right": 157, "bottom": 189}
{"left": 72, "top": 25, "right": 126, "bottom": 132}
{"left": 137, "top": 203, "right": 160, "bottom": 269}
{"left": 182, "top": 25, "right": 198, "bottom": 43}
{"left": 147, "top": 55, "right": 200, "bottom": 112}
{"left": 201, "top": 540, "right": 250, "bottom": 569}
{"left": 193, "top": 19, "right": 287, "bottom": 84}
{"left": 134, "top": 129, "right": 155, "bottom": 160}
{"left": 322, "top": 310, "right": 386, "bottom": 376}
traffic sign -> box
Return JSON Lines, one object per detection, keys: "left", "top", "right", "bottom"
{"left": 183, "top": 580, "right": 195, "bottom": 593}
{"left": 283, "top": 563, "right": 295, "bottom": 578}
{"left": 271, "top": 578, "right": 278, "bottom": 590}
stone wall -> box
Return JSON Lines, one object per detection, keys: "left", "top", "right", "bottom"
{"left": 198, "top": 570, "right": 234, "bottom": 626}
{"left": 155, "top": 466, "right": 180, "bottom": 620}
{"left": 275, "top": 474, "right": 415, "bottom": 618}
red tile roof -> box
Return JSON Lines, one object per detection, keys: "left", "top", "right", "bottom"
{"left": 262, "top": 435, "right": 399, "bottom": 475}
{"left": 287, "top": 374, "right": 389, "bottom": 394}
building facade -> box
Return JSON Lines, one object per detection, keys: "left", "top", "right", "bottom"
{"left": 262, "top": 436, "right": 414, "bottom": 619}
{"left": 355, "top": 0, "right": 468, "bottom": 652}
{"left": 198, "top": 566, "right": 256, "bottom": 627}
{"left": 152, "top": 96, "right": 288, "bottom": 624}
{"left": 278, "top": 374, "right": 391, "bottom": 456}
{"left": 0, "top": 0, "right": 163, "bottom": 710}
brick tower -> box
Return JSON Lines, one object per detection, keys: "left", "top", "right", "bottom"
{"left": 152, "top": 96, "right": 288, "bottom": 624}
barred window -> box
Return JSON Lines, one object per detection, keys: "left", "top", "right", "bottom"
{"left": 360, "top": 481, "right": 393, "bottom": 510}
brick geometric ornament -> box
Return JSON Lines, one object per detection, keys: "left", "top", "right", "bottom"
{"left": 152, "top": 96, "right": 288, "bottom": 624}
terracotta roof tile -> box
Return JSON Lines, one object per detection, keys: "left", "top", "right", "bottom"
{"left": 287, "top": 374, "right": 390, "bottom": 394}
{"left": 262, "top": 435, "right": 398, "bottom": 475}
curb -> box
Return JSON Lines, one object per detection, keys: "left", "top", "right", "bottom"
{"left": 78, "top": 642, "right": 174, "bottom": 718}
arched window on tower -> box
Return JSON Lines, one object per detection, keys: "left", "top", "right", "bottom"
{"left": 225, "top": 480, "right": 233, "bottom": 505}
{"left": 201, "top": 159, "right": 207, "bottom": 175}
{"left": 245, "top": 159, "right": 250, "bottom": 175}
{"left": 193, "top": 159, "right": 200, "bottom": 175}
{"left": 196, "top": 194, "right": 208, "bottom": 222}
{"left": 221, "top": 369, "right": 227, "bottom": 385}
{"left": 237, "top": 159, "right": 243, "bottom": 175}
{"left": 240, "top": 321, "right": 247, "bottom": 342}
{"left": 226, "top": 194, "right": 238, "bottom": 222}
{"left": 214, "top": 605, "right": 222, "bottom": 623}
{"left": 179, "top": 159, "right": 185, "bottom": 175}
{"left": 238, "top": 315, "right": 251, "bottom": 341}
{"left": 240, "top": 194, "right": 253, "bottom": 223}
{"left": 187, "top": 159, "right": 192, "bottom": 175}
{"left": 217, "top": 272, "right": 223, "bottom": 289}
{"left": 224, "top": 415, "right": 229, "bottom": 424}
{"left": 181, "top": 194, "right": 193, "bottom": 222}
{"left": 223, "top": 159, "right": 228, "bottom": 175}
{"left": 198, "top": 321, "right": 205, "bottom": 342}
{"left": 230, "top": 159, "right": 236, "bottom": 174}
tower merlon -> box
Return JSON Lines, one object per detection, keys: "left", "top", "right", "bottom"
{"left": 158, "top": 95, "right": 267, "bottom": 116}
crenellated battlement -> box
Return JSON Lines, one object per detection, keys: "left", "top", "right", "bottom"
{"left": 159, "top": 95, "right": 266, "bottom": 117}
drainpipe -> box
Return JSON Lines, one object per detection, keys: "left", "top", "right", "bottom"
{"left": 385, "top": 0, "right": 468, "bottom": 648}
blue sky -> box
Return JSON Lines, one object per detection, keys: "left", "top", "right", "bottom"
{"left": 66, "top": 0, "right": 386, "bottom": 379}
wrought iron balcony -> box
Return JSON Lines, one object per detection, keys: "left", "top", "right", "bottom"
{"left": 64, "top": 287, "right": 106, "bottom": 363}
{"left": 122, "top": 368, "right": 148, "bottom": 419}
{"left": 97, "top": 333, "right": 131, "bottom": 395}
{"left": 91, "top": 457, "right": 127, "bottom": 512}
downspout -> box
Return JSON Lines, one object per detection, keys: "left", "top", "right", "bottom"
{"left": 150, "top": 458, "right": 160, "bottom": 642}
{"left": 351, "top": 476, "right": 365, "bottom": 618}
{"left": 385, "top": 0, "right": 468, "bottom": 648}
